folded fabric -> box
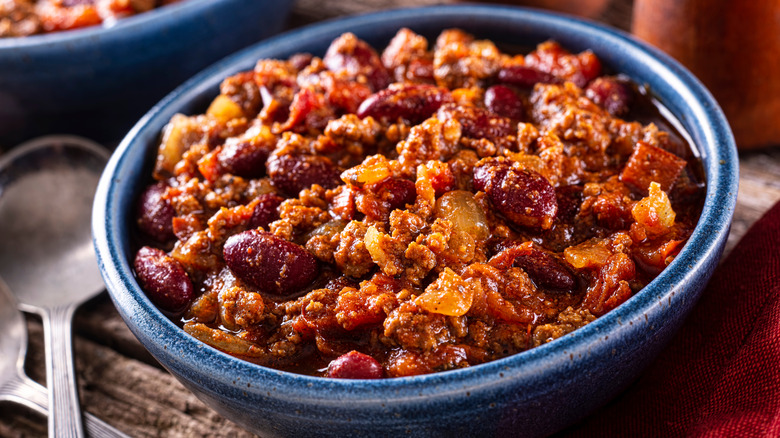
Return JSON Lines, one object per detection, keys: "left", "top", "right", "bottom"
{"left": 561, "top": 200, "right": 780, "bottom": 437}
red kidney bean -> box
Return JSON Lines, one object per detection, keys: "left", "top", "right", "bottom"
{"left": 323, "top": 33, "right": 390, "bottom": 91}
{"left": 497, "top": 64, "right": 560, "bottom": 88}
{"left": 357, "top": 177, "right": 418, "bottom": 221}
{"left": 489, "top": 243, "right": 576, "bottom": 293}
{"left": 134, "top": 246, "right": 194, "bottom": 312}
{"left": 484, "top": 85, "right": 524, "bottom": 120}
{"left": 277, "top": 87, "right": 335, "bottom": 132}
{"left": 585, "top": 76, "right": 633, "bottom": 116}
{"left": 223, "top": 230, "right": 319, "bottom": 296}
{"left": 289, "top": 53, "right": 314, "bottom": 71}
{"left": 555, "top": 185, "right": 583, "bottom": 222}
{"left": 327, "top": 350, "right": 384, "bottom": 379}
{"left": 326, "top": 77, "right": 373, "bottom": 114}
{"left": 267, "top": 154, "right": 341, "bottom": 196}
{"left": 325, "top": 275, "right": 360, "bottom": 292}
{"left": 473, "top": 158, "right": 558, "bottom": 229}
{"left": 217, "top": 138, "right": 272, "bottom": 179}
{"left": 375, "top": 177, "right": 417, "bottom": 212}
{"left": 525, "top": 41, "right": 601, "bottom": 88}
{"left": 357, "top": 83, "right": 453, "bottom": 124}
{"left": 437, "top": 103, "right": 514, "bottom": 141}
{"left": 137, "top": 182, "right": 175, "bottom": 243}
{"left": 248, "top": 193, "right": 284, "bottom": 229}
{"left": 407, "top": 58, "right": 435, "bottom": 82}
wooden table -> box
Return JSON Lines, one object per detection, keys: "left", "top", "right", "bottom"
{"left": 2, "top": 0, "right": 779, "bottom": 436}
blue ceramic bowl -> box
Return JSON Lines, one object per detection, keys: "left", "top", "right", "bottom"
{"left": 92, "top": 6, "right": 738, "bottom": 437}
{"left": 0, "top": 0, "right": 292, "bottom": 144}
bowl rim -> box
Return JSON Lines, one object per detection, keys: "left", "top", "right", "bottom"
{"left": 0, "top": 0, "right": 216, "bottom": 49}
{"left": 93, "top": 4, "right": 738, "bottom": 400}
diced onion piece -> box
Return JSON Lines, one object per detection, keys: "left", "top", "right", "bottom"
{"left": 207, "top": 94, "right": 244, "bottom": 123}
{"left": 364, "top": 226, "right": 382, "bottom": 261}
{"left": 363, "top": 225, "right": 406, "bottom": 276}
{"left": 632, "top": 181, "right": 676, "bottom": 236}
{"left": 183, "top": 322, "right": 266, "bottom": 357}
{"left": 434, "top": 190, "right": 489, "bottom": 241}
{"left": 564, "top": 238, "right": 612, "bottom": 269}
{"left": 340, "top": 154, "right": 392, "bottom": 186}
{"left": 415, "top": 268, "right": 477, "bottom": 316}
{"left": 364, "top": 225, "right": 396, "bottom": 273}
{"left": 155, "top": 114, "right": 196, "bottom": 176}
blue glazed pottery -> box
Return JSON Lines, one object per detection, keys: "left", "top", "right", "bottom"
{"left": 0, "top": 0, "right": 292, "bottom": 145}
{"left": 92, "top": 6, "right": 739, "bottom": 437}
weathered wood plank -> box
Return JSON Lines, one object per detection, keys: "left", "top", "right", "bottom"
{"left": 727, "top": 149, "right": 780, "bottom": 255}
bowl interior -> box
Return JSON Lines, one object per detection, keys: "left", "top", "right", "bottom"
{"left": 93, "top": 5, "right": 738, "bottom": 436}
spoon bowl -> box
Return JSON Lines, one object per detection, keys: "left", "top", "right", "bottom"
{"left": 0, "top": 276, "right": 38, "bottom": 411}
{"left": 0, "top": 136, "right": 109, "bottom": 438}
{"left": 0, "top": 136, "right": 107, "bottom": 308}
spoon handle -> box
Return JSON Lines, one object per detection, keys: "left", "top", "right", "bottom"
{"left": 1, "top": 372, "right": 129, "bottom": 438}
{"left": 42, "top": 305, "right": 86, "bottom": 438}
{"left": 0, "top": 373, "right": 48, "bottom": 414}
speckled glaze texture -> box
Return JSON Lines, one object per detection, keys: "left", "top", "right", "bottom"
{"left": 92, "top": 6, "right": 739, "bottom": 438}
{"left": 0, "top": 0, "right": 291, "bottom": 136}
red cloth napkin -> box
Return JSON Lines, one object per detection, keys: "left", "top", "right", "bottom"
{"left": 561, "top": 200, "right": 780, "bottom": 437}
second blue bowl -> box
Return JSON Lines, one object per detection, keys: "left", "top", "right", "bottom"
{"left": 0, "top": 0, "right": 292, "bottom": 145}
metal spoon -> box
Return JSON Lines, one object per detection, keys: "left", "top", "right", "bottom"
{"left": 0, "top": 277, "right": 128, "bottom": 437}
{"left": 0, "top": 136, "right": 110, "bottom": 438}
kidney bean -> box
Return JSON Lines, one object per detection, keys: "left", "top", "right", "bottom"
{"left": 134, "top": 246, "right": 194, "bottom": 312}
{"left": 489, "top": 242, "right": 576, "bottom": 293}
{"left": 327, "top": 350, "right": 384, "bottom": 379}
{"left": 357, "top": 177, "right": 417, "bottom": 221}
{"left": 497, "top": 64, "right": 560, "bottom": 88}
{"left": 585, "top": 76, "right": 633, "bottom": 116}
{"left": 323, "top": 32, "right": 390, "bottom": 91}
{"left": 375, "top": 177, "right": 417, "bottom": 212}
{"left": 137, "top": 182, "right": 175, "bottom": 243}
{"left": 437, "top": 103, "right": 514, "bottom": 141}
{"left": 407, "top": 58, "right": 435, "bottom": 82}
{"left": 288, "top": 53, "right": 314, "bottom": 71}
{"left": 325, "top": 77, "right": 373, "bottom": 114}
{"left": 217, "top": 138, "right": 271, "bottom": 179}
{"left": 357, "top": 83, "right": 453, "bottom": 124}
{"left": 223, "top": 230, "right": 319, "bottom": 296}
{"left": 555, "top": 185, "right": 583, "bottom": 222}
{"left": 277, "top": 88, "right": 335, "bottom": 133}
{"left": 524, "top": 41, "right": 601, "bottom": 88}
{"left": 325, "top": 275, "right": 360, "bottom": 292}
{"left": 267, "top": 154, "right": 341, "bottom": 196}
{"left": 248, "top": 193, "right": 284, "bottom": 229}
{"left": 484, "top": 85, "right": 524, "bottom": 120}
{"left": 473, "top": 158, "right": 558, "bottom": 229}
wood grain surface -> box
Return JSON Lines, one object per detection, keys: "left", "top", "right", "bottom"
{"left": 1, "top": 0, "right": 778, "bottom": 436}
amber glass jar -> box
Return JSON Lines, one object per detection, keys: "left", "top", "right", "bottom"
{"left": 632, "top": 0, "right": 780, "bottom": 149}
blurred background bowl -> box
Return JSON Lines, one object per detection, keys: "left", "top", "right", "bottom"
{"left": 0, "top": 0, "right": 292, "bottom": 147}
{"left": 93, "top": 5, "right": 738, "bottom": 437}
